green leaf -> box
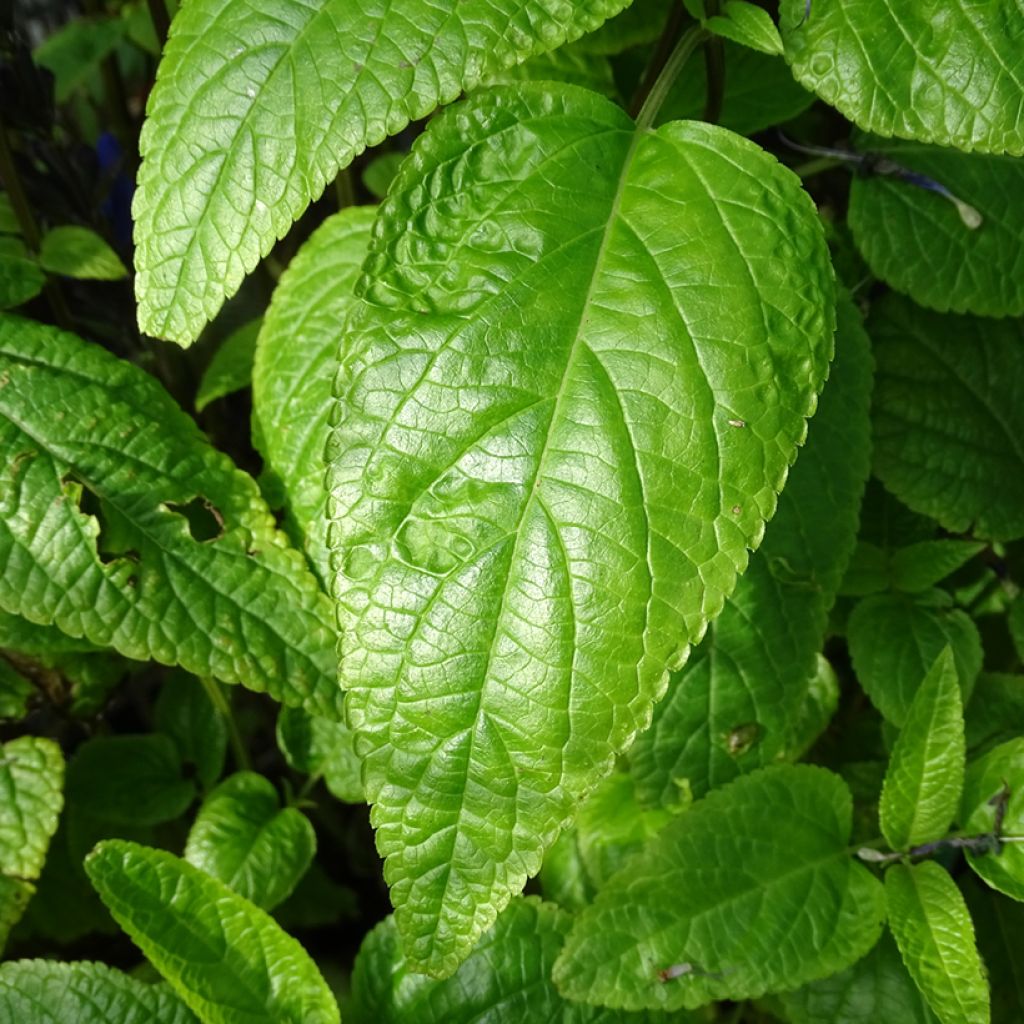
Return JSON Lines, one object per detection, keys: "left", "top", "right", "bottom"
{"left": 966, "top": 673, "right": 1024, "bottom": 754}
{"left": 657, "top": 41, "right": 813, "bottom": 136}
{"left": 194, "top": 319, "right": 260, "bottom": 412}
{"left": 67, "top": 735, "right": 195, "bottom": 827}
{"left": 0, "top": 194, "right": 18, "bottom": 235}
{"left": 964, "top": 876, "right": 1024, "bottom": 1023}
{"left": 779, "top": 931, "right": 936, "bottom": 1024}
{"left": 34, "top": 16, "right": 128, "bottom": 102}
{"left": 0, "top": 960, "right": 199, "bottom": 1023}
{"left": 0, "top": 658, "right": 32, "bottom": 720}
{"left": 85, "top": 840, "right": 340, "bottom": 1024}
{"left": 154, "top": 672, "right": 228, "bottom": 791}
{"left": 134, "top": 0, "right": 632, "bottom": 344}
{"left": 328, "top": 84, "right": 834, "bottom": 975}
{"left": 0, "top": 736, "right": 64, "bottom": 880}
{"left": 889, "top": 541, "right": 986, "bottom": 594}
{"left": 481, "top": 40, "right": 617, "bottom": 96}
{"left": 0, "top": 315, "right": 342, "bottom": 718}
{"left": 783, "top": 653, "right": 841, "bottom": 761}
{"left": 39, "top": 226, "right": 128, "bottom": 282}
{"left": 253, "top": 207, "right": 374, "bottom": 578}
{"left": 0, "top": 877, "right": 34, "bottom": 956}
{"left": 276, "top": 706, "right": 364, "bottom": 804}
{"left": 779, "top": 0, "right": 1024, "bottom": 155}
{"left": 880, "top": 648, "right": 965, "bottom": 850}
{"left": 848, "top": 140, "right": 1024, "bottom": 317}
{"left": 870, "top": 296, "right": 1024, "bottom": 541}
{"left": 361, "top": 155, "right": 405, "bottom": 201}
{"left": 0, "top": 238, "right": 44, "bottom": 311}
{"left": 554, "top": 765, "right": 886, "bottom": 1011}
{"left": 847, "top": 591, "right": 982, "bottom": 726}
{"left": 538, "top": 830, "right": 593, "bottom": 913}
{"left": 960, "top": 737, "right": 1024, "bottom": 902}
{"left": 629, "top": 294, "right": 871, "bottom": 803}
{"left": 886, "top": 862, "right": 990, "bottom": 1024}
{"left": 573, "top": 0, "right": 671, "bottom": 55}
{"left": 185, "top": 771, "right": 315, "bottom": 911}
{"left": 705, "top": 1, "right": 783, "bottom": 56}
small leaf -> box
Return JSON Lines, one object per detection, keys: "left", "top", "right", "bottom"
{"left": 185, "top": 772, "right": 315, "bottom": 911}
{"left": 0, "top": 237, "right": 44, "bottom": 311}
{"left": 0, "top": 659, "right": 33, "bottom": 720}
{"left": 276, "top": 707, "right": 363, "bottom": 804}
{"left": 39, "top": 226, "right": 128, "bottom": 281}
{"left": 85, "top": 840, "right": 340, "bottom": 1024}
{"left": 34, "top": 16, "right": 128, "bottom": 102}
{"left": 154, "top": 672, "right": 228, "bottom": 791}
{"left": 886, "top": 862, "right": 990, "bottom": 1024}
{"left": 880, "top": 648, "right": 965, "bottom": 850}
{"left": 870, "top": 296, "right": 1024, "bottom": 542}
{"left": 194, "top": 319, "right": 260, "bottom": 412}
{"left": 0, "top": 315, "right": 342, "bottom": 718}
{"left": 779, "top": 0, "right": 1024, "bottom": 155}
{"left": 959, "top": 737, "right": 1024, "bottom": 902}
{"left": 705, "top": 2, "right": 783, "bottom": 56}
{"left": 361, "top": 154, "right": 405, "bottom": 201}
{"left": 848, "top": 140, "right": 1024, "bottom": 317}
{"left": 847, "top": 591, "right": 982, "bottom": 726}
{"left": 0, "top": 736, "right": 64, "bottom": 881}
{"left": 889, "top": 541, "right": 986, "bottom": 594}
{"left": 554, "top": 765, "right": 886, "bottom": 1012}
{"left": 0, "top": 960, "right": 198, "bottom": 1023}
{"left": 67, "top": 735, "right": 195, "bottom": 827}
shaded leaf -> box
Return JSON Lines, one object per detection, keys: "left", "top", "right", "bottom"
{"left": 34, "top": 16, "right": 127, "bottom": 102}
{"left": 194, "top": 319, "right": 260, "bottom": 412}
{"left": 0, "top": 238, "right": 44, "bottom": 311}
{"left": 39, "top": 226, "right": 128, "bottom": 281}
{"left": 0, "top": 736, "right": 64, "bottom": 880}
{"left": 276, "top": 707, "right": 363, "bottom": 804}
{"left": 154, "top": 672, "right": 228, "bottom": 791}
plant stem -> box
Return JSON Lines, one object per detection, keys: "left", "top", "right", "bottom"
{"left": 335, "top": 167, "right": 356, "bottom": 211}
{"left": 701, "top": 1, "right": 725, "bottom": 124}
{"left": 794, "top": 155, "right": 843, "bottom": 179}
{"left": 199, "top": 676, "right": 251, "bottom": 771}
{"left": 629, "top": 1, "right": 687, "bottom": 119}
{"left": 147, "top": 0, "right": 172, "bottom": 48}
{"left": 635, "top": 26, "right": 709, "bottom": 131}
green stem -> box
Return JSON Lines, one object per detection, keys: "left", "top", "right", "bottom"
{"left": 636, "top": 26, "right": 709, "bottom": 131}
{"left": 794, "top": 155, "right": 844, "bottom": 179}
{"left": 199, "top": 676, "right": 250, "bottom": 771}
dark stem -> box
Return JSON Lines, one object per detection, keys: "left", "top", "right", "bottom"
{"left": 147, "top": 0, "right": 172, "bottom": 48}
{"left": 629, "top": 2, "right": 687, "bottom": 119}
{"left": 701, "top": 0, "right": 725, "bottom": 124}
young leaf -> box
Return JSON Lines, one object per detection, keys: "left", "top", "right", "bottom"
{"left": 849, "top": 140, "right": 1024, "bottom": 318}
{"left": 154, "top": 672, "right": 228, "bottom": 792}
{"left": 276, "top": 707, "right": 364, "bottom": 804}
{"left": 959, "top": 737, "right": 1024, "bottom": 901}
{"left": 0, "top": 960, "right": 199, "bottom": 1023}
{"left": 133, "top": 0, "right": 632, "bottom": 344}
{"left": 38, "top": 226, "right": 128, "bottom": 282}
{"left": 629, "top": 295, "right": 870, "bottom": 803}
{"left": 886, "top": 862, "right": 990, "bottom": 1024}
{"left": 184, "top": 772, "right": 315, "bottom": 911}
{"left": 0, "top": 315, "right": 342, "bottom": 718}
{"left": 870, "top": 296, "right": 1024, "bottom": 542}
{"left": 880, "top": 647, "right": 965, "bottom": 850}
{"left": 328, "top": 84, "right": 835, "bottom": 975}
{"left": 847, "top": 591, "right": 982, "bottom": 726}
{"left": 553, "top": 765, "right": 886, "bottom": 1011}
{"left": 0, "top": 736, "right": 64, "bottom": 881}
{"left": 85, "top": 840, "right": 340, "bottom": 1024}
{"left": 0, "top": 238, "right": 44, "bottom": 311}
{"left": 67, "top": 735, "right": 195, "bottom": 827}
{"left": 778, "top": 931, "right": 936, "bottom": 1024}
{"left": 704, "top": 1, "right": 783, "bottom": 56}
{"left": 252, "top": 207, "right": 374, "bottom": 578}
{"left": 194, "top": 319, "right": 261, "bottom": 413}
{"left": 779, "top": 0, "right": 1024, "bottom": 155}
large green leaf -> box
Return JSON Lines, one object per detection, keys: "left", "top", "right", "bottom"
{"left": 85, "top": 840, "right": 339, "bottom": 1024}
{"left": 0, "top": 736, "right": 64, "bottom": 881}
{"left": 253, "top": 207, "right": 375, "bottom": 578}
{"left": 870, "top": 297, "right": 1024, "bottom": 541}
{"left": 134, "top": 0, "right": 631, "bottom": 344}
{"left": 848, "top": 140, "right": 1024, "bottom": 318}
{"left": 629, "top": 294, "right": 870, "bottom": 803}
{"left": 880, "top": 648, "right": 965, "bottom": 850}
{"left": 185, "top": 771, "right": 315, "bottom": 911}
{"left": 886, "top": 862, "right": 990, "bottom": 1024}
{"left": 778, "top": 932, "right": 936, "bottom": 1024}
{"left": 847, "top": 591, "right": 982, "bottom": 726}
{"left": 327, "top": 84, "right": 834, "bottom": 975}
{"left": 553, "top": 765, "right": 885, "bottom": 1011}
{"left": 779, "top": 0, "right": 1024, "bottom": 155}
{"left": 959, "top": 737, "right": 1024, "bottom": 902}
{"left": 0, "top": 960, "right": 198, "bottom": 1024}
{"left": 0, "top": 316, "right": 341, "bottom": 717}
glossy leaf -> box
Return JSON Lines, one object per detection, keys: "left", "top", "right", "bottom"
{"left": 154, "top": 673, "right": 228, "bottom": 791}
{"left": 959, "top": 737, "right": 1024, "bottom": 902}
{"left": 39, "top": 226, "right": 128, "bottom": 281}
{"left": 0, "top": 736, "right": 64, "bottom": 881}
{"left": 253, "top": 207, "right": 374, "bottom": 578}
{"left": 194, "top": 319, "right": 260, "bottom": 412}
{"left": 849, "top": 140, "right": 1024, "bottom": 317}
{"left": 880, "top": 648, "right": 965, "bottom": 850}
{"left": 134, "top": 0, "right": 631, "bottom": 344}
{"left": 0, "top": 238, "right": 44, "bottom": 311}
{"left": 886, "top": 862, "right": 990, "bottom": 1024}
{"left": 779, "top": 0, "right": 1024, "bottom": 155}
{"left": 185, "top": 772, "right": 315, "bottom": 910}
{"left": 554, "top": 765, "right": 885, "bottom": 1011}
{"left": 85, "top": 840, "right": 340, "bottom": 1024}
{"left": 328, "top": 84, "right": 834, "bottom": 975}
{"left": 276, "top": 706, "right": 364, "bottom": 804}
{"left": 847, "top": 591, "right": 982, "bottom": 726}
{"left": 0, "top": 315, "right": 342, "bottom": 718}
{"left": 630, "top": 295, "right": 871, "bottom": 803}
{"left": 705, "top": 1, "right": 783, "bottom": 56}
{"left": 0, "top": 960, "right": 199, "bottom": 1024}
{"left": 870, "top": 296, "right": 1024, "bottom": 541}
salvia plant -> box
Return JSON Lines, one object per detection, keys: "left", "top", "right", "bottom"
{"left": 0, "top": 0, "right": 1023, "bottom": 1021}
